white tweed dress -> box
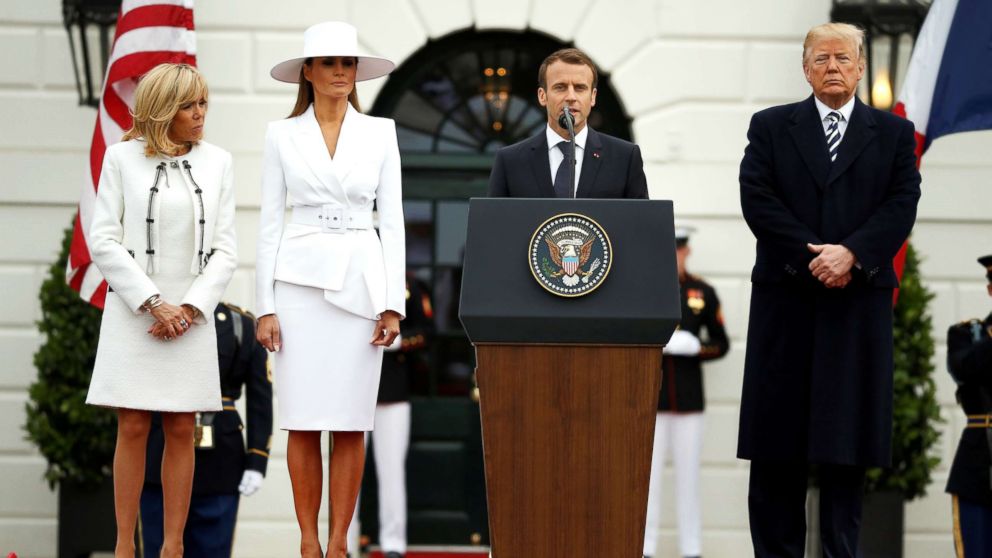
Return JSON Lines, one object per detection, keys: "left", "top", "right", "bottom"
{"left": 87, "top": 160, "right": 222, "bottom": 412}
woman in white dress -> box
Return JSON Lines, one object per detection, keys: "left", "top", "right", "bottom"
{"left": 255, "top": 21, "right": 405, "bottom": 558}
{"left": 86, "top": 63, "right": 237, "bottom": 558}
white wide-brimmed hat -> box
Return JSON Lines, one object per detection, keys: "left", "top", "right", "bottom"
{"left": 270, "top": 21, "right": 395, "bottom": 83}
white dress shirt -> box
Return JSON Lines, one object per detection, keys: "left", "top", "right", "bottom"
{"left": 546, "top": 124, "right": 587, "bottom": 197}
{"left": 813, "top": 95, "right": 855, "bottom": 138}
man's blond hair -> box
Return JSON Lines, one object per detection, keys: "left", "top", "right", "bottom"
{"left": 122, "top": 63, "right": 209, "bottom": 157}
{"left": 802, "top": 22, "right": 867, "bottom": 66}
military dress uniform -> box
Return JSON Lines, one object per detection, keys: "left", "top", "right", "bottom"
{"left": 945, "top": 255, "right": 992, "bottom": 558}
{"left": 349, "top": 276, "right": 433, "bottom": 558}
{"left": 140, "top": 302, "right": 273, "bottom": 558}
{"left": 644, "top": 271, "right": 729, "bottom": 558}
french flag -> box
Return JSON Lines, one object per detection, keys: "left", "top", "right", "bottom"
{"left": 892, "top": 0, "right": 992, "bottom": 163}
{"left": 889, "top": 0, "right": 992, "bottom": 289}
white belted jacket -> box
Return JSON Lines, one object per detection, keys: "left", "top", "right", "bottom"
{"left": 88, "top": 139, "right": 238, "bottom": 322}
{"left": 255, "top": 104, "right": 406, "bottom": 320}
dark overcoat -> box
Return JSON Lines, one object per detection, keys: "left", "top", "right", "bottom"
{"left": 487, "top": 128, "right": 649, "bottom": 199}
{"left": 736, "top": 95, "right": 921, "bottom": 467}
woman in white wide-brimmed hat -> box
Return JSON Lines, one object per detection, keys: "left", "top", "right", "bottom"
{"left": 255, "top": 21, "right": 405, "bottom": 558}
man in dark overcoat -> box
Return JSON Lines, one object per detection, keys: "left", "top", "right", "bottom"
{"left": 736, "top": 22, "right": 921, "bottom": 557}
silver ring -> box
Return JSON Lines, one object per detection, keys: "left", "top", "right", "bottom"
{"left": 165, "top": 336, "right": 173, "bottom": 341}
{"left": 179, "top": 319, "right": 189, "bottom": 329}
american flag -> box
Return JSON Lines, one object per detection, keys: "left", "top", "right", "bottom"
{"left": 66, "top": 0, "right": 196, "bottom": 308}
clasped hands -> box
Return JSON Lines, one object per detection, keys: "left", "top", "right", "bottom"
{"left": 807, "top": 243, "right": 856, "bottom": 289}
{"left": 148, "top": 302, "right": 198, "bottom": 341}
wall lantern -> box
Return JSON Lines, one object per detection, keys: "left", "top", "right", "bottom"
{"left": 62, "top": 0, "right": 122, "bottom": 107}
{"left": 830, "top": 0, "right": 931, "bottom": 110}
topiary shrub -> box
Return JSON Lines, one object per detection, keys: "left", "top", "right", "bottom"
{"left": 24, "top": 219, "right": 114, "bottom": 489}
{"left": 865, "top": 241, "right": 942, "bottom": 500}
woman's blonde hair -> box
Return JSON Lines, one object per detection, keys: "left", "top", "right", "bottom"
{"left": 803, "top": 22, "right": 867, "bottom": 66}
{"left": 288, "top": 57, "right": 361, "bottom": 118}
{"left": 123, "top": 63, "right": 209, "bottom": 157}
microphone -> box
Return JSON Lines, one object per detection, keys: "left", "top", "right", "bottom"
{"left": 557, "top": 107, "right": 575, "bottom": 134}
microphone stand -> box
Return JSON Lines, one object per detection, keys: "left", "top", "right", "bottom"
{"left": 558, "top": 108, "right": 576, "bottom": 198}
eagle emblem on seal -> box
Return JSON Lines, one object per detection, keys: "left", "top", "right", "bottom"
{"left": 529, "top": 213, "right": 612, "bottom": 297}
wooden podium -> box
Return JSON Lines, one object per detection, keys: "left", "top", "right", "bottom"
{"left": 460, "top": 199, "right": 680, "bottom": 557}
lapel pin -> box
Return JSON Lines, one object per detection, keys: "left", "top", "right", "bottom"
{"left": 592, "top": 152, "right": 600, "bottom": 159}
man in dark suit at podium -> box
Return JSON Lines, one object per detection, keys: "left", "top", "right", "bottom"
{"left": 737, "top": 22, "right": 920, "bottom": 557}
{"left": 487, "top": 47, "right": 648, "bottom": 199}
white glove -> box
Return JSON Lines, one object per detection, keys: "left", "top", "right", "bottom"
{"left": 663, "top": 330, "right": 702, "bottom": 356}
{"left": 238, "top": 469, "right": 264, "bottom": 497}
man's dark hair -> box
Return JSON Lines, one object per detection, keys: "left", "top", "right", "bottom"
{"left": 538, "top": 48, "right": 598, "bottom": 90}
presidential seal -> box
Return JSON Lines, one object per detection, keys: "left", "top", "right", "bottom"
{"left": 529, "top": 213, "right": 612, "bottom": 297}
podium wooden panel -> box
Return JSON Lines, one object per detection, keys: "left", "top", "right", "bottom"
{"left": 476, "top": 344, "right": 661, "bottom": 557}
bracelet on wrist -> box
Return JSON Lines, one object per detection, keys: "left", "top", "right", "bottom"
{"left": 143, "top": 294, "right": 163, "bottom": 311}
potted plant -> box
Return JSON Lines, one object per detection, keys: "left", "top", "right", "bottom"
{"left": 23, "top": 221, "right": 119, "bottom": 557}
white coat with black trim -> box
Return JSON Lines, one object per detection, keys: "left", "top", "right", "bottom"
{"left": 89, "top": 138, "right": 238, "bottom": 322}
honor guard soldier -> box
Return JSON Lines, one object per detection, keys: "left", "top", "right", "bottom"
{"left": 349, "top": 275, "right": 434, "bottom": 558}
{"left": 140, "top": 302, "right": 273, "bottom": 558}
{"left": 644, "top": 226, "right": 730, "bottom": 558}
{"left": 946, "top": 254, "right": 992, "bottom": 557}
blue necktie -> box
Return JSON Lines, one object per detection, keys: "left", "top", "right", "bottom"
{"left": 826, "top": 111, "right": 842, "bottom": 163}
{"left": 553, "top": 141, "right": 574, "bottom": 198}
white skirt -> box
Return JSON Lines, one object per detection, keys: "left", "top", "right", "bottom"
{"left": 274, "top": 281, "right": 384, "bottom": 431}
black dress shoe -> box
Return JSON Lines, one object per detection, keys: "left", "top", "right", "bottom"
{"left": 384, "top": 553, "right": 404, "bottom": 558}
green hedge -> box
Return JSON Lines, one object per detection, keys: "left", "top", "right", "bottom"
{"left": 24, "top": 221, "right": 114, "bottom": 489}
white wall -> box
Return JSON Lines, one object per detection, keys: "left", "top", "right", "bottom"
{"left": 2, "top": 0, "right": 991, "bottom": 556}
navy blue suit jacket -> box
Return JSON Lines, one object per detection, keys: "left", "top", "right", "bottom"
{"left": 737, "top": 95, "right": 921, "bottom": 467}
{"left": 487, "top": 127, "right": 649, "bottom": 199}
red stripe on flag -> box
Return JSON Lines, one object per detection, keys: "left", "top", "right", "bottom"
{"left": 91, "top": 280, "right": 108, "bottom": 308}
{"left": 106, "top": 50, "right": 196, "bottom": 86}
{"left": 89, "top": 120, "right": 107, "bottom": 187}
{"left": 101, "top": 88, "right": 133, "bottom": 133}
{"left": 892, "top": 102, "right": 926, "bottom": 168}
{"left": 68, "top": 212, "right": 90, "bottom": 291}
{"left": 115, "top": 4, "right": 193, "bottom": 39}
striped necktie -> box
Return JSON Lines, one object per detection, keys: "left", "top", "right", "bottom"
{"left": 825, "top": 111, "right": 841, "bottom": 162}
